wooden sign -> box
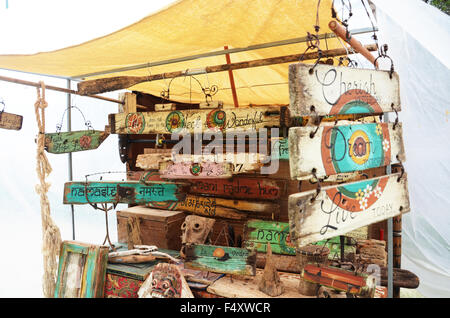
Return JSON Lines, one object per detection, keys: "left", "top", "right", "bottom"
{"left": 271, "top": 137, "right": 289, "bottom": 160}
{"left": 289, "top": 122, "right": 405, "bottom": 180}
{"left": 44, "top": 130, "right": 109, "bottom": 154}
{"left": 184, "top": 244, "right": 256, "bottom": 276}
{"left": 288, "top": 173, "right": 410, "bottom": 247}
{"left": 302, "top": 263, "right": 376, "bottom": 297}
{"left": 244, "top": 220, "right": 296, "bottom": 256}
{"left": 159, "top": 161, "right": 234, "bottom": 179}
{"left": 289, "top": 63, "right": 400, "bottom": 117}
{"left": 63, "top": 181, "right": 187, "bottom": 205}
{"left": 147, "top": 194, "right": 278, "bottom": 220}
{"left": 0, "top": 111, "right": 23, "bottom": 130}
{"left": 311, "top": 236, "right": 356, "bottom": 260}
{"left": 188, "top": 177, "right": 285, "bottom": 200}
{"left": 54, "top": 241, "right": 109, "bottom": 298}
{"left": 108, "top": 106, "right": 289, "bottom": 134}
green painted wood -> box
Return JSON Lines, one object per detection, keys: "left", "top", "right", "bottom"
{"left": 243, "top": 220, "right": 296, "bottom": 256}
{"left": 184, "top": 244, "right": 256, "bottom": 276}
{"left": 54, "top": 241, "right": 109, "bottom": 298}
{"left": 44, "top": 130, "right": 109, "bottom": 154}
{"left": 63, "top": 181, "right": 188, "bottom": 205}
{"left": 271, "top": 137, "right": 289, "bottom": 160}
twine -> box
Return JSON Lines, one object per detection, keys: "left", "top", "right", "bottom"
{"left": 34, "top": 82, "right": 62, "bottom": 298}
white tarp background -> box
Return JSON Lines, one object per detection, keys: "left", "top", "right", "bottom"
{"left": 372, "top": 0, "right": 450, "bottom": 298}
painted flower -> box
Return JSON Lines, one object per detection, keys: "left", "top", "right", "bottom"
{"left": 355, "top": 189, "right": 365, "bottom": 201}
{"left": 383, "top": 139, "right": 390, "bottom": 152}
{"left": 359, "top": 197, "right": 368, "bottom": 210}
{"left": 376, "top": 124, "right": 383, "bottom": 136}
{"left": 363, "top": 184, "right": 373, "bottom": 197}
{"left": 79, "top": 135, "right": 92, "bottom": 149}
{"left": 374, "top": 185, "right": 383, "bottom": 198}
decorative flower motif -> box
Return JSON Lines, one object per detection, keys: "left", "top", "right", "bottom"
{"left": 355, "top": 189, "right": 365, "bottom": 201}
{"left": 79, "top": 135, "right": 92, "bottom": 149}
{"left": 359, "top": 197, "right": 368, "bottom": 210}
{"left": 376, "top": 124, "right": 383, "bottom": 136}
{"left": 383, "top": 139, "right": 390, "bottom": 152}
{"left": 363, "top": 184, "right": 373, "bottom": 197}
{"left": 374, "top": 185, "right": 383, "bottom": 198}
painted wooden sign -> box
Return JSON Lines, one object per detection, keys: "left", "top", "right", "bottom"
{"left": 63, "top": 181, "right": 187, "bottom": 205}
{"left": 147, "top": 194, "right": 278, "bottom": 220}
{"left": 302, "top": 263, "right": 376, "bottom": 297}
{"left": 44, "top": 130, "right": 109, "bottom": 154}
{"left": 271, "top": 137, "right": 289, "bottom": 160}
{"left": 288, "top": 173, "right": 410, "bottom": 247}
{"left": 289, "top": 122, "right": 405, "bottom": 180}
{"left": 184, "top": 244, "right": 256, "bottom": 276}
{"left": 289, "top": 63, "right": 400, "bottom": 117}
{"left": 54, "top": 241, "right": 109, "bottom": 298}
{"left": 188, "top": 177, "right": 285, "bottom": 200}
{"left": 108, "top": 106, "right": 289, "bottom": 134}
{"left": 243, "top": 220, "right": 296, "bottom": 256}
{"left": 311, "top": 236, "right": 356, "bottom": 260}
{"left": 0, "top": 111, "right": 23, "bottom": 130}
{"left": 159, "top": 161, "right": 234, "bottom": 179}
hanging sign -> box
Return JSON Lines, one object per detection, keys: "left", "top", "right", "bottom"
{"left": 288, "top": 63, "right": 400, "bottom": 117}
{"left": 159, "top": 161, "right": 234, "bottom": 179}
{"left": 0, "top": 111, "right": 23, "bottom": 130}
{"left": 243, "top": 220, "right": 296, "bottom": 256}
{"left": 63, "top": 181, "right": 188, "bottom": 205}
{"left": 288, "top": 173, "right": 410, "bottom": 247}
{"left": 184, "top": 244, "right": 256, "bottom": 276}
{"left": 289, "top": 122, "right": 405, "bottom": 180}
{"left": 108, "top": 106, "right": 289, "bottom": 134}
{"left": 44, "top": 130, "right": 109, "bottom": 154}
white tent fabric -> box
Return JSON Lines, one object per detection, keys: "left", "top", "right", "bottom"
{"left": 372, "top": 0, "right": 450, "bottom": 298}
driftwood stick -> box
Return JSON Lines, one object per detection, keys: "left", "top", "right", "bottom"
{"left": 77, "top": 44, "right": 377, "bottom": 95}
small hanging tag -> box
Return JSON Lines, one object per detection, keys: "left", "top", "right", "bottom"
{"left": 0, "top": 101, "right": 23, "bottom": 130}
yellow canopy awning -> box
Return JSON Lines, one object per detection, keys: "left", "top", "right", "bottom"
{"left": 0, "top": 0, "right": 344, "bottom": 106}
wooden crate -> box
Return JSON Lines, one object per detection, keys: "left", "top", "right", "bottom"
{"left": 116, "top": 206, "right": 186, "bottom": 251}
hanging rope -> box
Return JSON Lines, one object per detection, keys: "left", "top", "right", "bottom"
{"left": 34, "top": 81, "right": 62, "bottom": 298}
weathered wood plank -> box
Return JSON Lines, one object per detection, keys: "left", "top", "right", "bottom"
{"left": 147, "top": 194, "right": 278, "bottom": 220}
{"left": 302, "top": 263, "right": 376, "bottom": 297}
{"left": 289, "top": 122, "right": 405, "bottom": 180}
{"left": 0, "top": 111, "right": 23, "bottom": 130}
{"left": 288, "top": 173, "right": 410, "bottom": 247}
{"left": 188, "top": 177, "right": 286, "bottom": 200}
{"left": 289, "top": 63, "right": 400, "bottom": 117}
{"left": 243, "top": 220, "right": 296, "bottom": 256}
{"left": 108, "top": 106, "right": 289, "bottom": 134}
{"left": 184, "top": 244, "right": 256, "bottom": 276}
{"left": 44, "top": 130, "right": 109, "bottom": 154}
{"left": 159, "top": 161, "right": 234, "bottom": 179}
{"left": 63, "top": 181, "right": 188, "bottom": 205}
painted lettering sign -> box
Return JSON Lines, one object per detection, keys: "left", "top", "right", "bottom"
{"left": 184, "top": 244, "right": 256, "bottom": 276}
{"left": 289, "top": 63, "right": 400, "bottom": 117}
{"left": 188, "top": 177, "right": 285, "bottom": 200}
{"left": 271, "top": 137, "right": 289, "bottom": 160}
{"left": 243, "top": 220, "right": 296, "bottom": 256}
{"left": 288, "top": 173, "right": 410, "bottom": 247}
{"left": 289, "top": 122, "right": 405, "bottom": 180}
{"left": 147, "top": 194, "right": 278, "bottom": 220}
{"left": 0, "top": 111, "right": 23, "bottom": 130}
{"left": 63, "top": 181, "right": 187, "bottom": 205}
{"left": 159, "top": 161, "right": 234, "bottom": 179}
{"left": 44, "top": 130, "right": 109, "bottom": 154}
{"left": 108, "top": 106, "right": 289, "bottom": 134}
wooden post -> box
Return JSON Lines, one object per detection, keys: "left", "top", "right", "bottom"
{"left": 224, "top": 45, "right": 239, "bottom": 108}
{"left": 393, "top": 215, "right": 402, "bottom": 298}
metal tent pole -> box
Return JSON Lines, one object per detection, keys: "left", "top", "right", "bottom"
{"left": 67, "top": 79, "right": 75, "bottom": 240}
{"left": 384, "top": 112, "right": 394, "bottom": 298}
